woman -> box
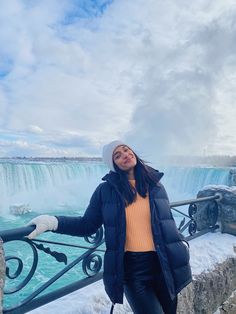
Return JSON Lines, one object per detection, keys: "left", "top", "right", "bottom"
{"left": 27, "top": 140, "right": 192, "bottom": 314}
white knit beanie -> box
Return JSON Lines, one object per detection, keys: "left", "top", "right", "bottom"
{"left": 102, "top": 140, "right": 125, "bottom": 172}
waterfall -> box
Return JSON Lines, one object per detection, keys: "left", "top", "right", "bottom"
{"left": 0, "top": 159, "right": 234, "bottom": 214}
{"left": 0, "top": 159, "right": 107, "bottom": 214}
{"left": 161, "top": 166, "right": 231, "bottom": 200}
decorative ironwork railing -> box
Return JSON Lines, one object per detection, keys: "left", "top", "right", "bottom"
{"left": 0, "top": 193, "right": 220, "bottom": 313}
{"left": 170, "top": 194, "right": 220, "bottom": 240}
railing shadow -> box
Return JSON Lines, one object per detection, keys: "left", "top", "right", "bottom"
{"left": 0, "top": 194, "right": 220, "bottom": 313}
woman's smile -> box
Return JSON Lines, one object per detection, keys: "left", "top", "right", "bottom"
{"left": 113, "top": 145, "right": 137, "bottom": 171}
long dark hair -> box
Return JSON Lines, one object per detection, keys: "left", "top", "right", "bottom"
{"left": 113, "top": 153, "right": 157, "bottom": 205}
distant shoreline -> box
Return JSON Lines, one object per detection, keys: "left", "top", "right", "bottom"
{"left": 0, "top": 155, "right": 236, "bottom": 167}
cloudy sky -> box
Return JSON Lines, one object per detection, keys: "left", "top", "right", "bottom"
{"left": 0, "top": 0, "right": 236, "bottom": 159}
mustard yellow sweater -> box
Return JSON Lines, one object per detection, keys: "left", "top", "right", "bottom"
{"left": 125, "top": 180, "right": 155, "bottom": 252}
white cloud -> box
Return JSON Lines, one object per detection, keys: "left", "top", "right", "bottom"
{"left": 0, "top": 0, "right": 236, "bottom": 156}
{"left": 15, "top": 140, "right": 29, "bottom": 148}
{"left": 0, "top": 87, "right": 8, "bottom": 125}
{"left": 28, "top": 125, "right": 44, "bottom": 134}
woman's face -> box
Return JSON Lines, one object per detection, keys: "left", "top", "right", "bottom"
{"left": 113, "top": 145, "right": 137, "bottom": 172}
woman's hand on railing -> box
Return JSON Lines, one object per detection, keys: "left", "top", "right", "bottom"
{"left": 26, "top": 215, "right": 58, "bottom": 239}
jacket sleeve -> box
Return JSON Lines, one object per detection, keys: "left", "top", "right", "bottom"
{"left": 55, "top": 184, "right": 103, "bottom": 237}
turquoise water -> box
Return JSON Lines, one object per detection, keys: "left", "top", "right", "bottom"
{"left": 2, "top": 211, "right": 105, "bottom": 309}
{"left": 0, "top": 160, "right": 234, "bottom": 309}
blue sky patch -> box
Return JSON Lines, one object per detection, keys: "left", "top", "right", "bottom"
{"left": 0, "top": 57, "right": 14, "bottom": 79}
{"left": 62, "top": 0, "right": 113, "bottom": 24}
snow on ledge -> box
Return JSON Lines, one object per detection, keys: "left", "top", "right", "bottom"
{"left": 189, "top": 231, "right": 236, "bottom": 277}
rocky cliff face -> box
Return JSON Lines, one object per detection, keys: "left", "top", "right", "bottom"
{"left": 177, "top": 257, "right": 236, "bottom": 314}
{"left": 219, "top": 290, "right": 236, "bottom": 314}
{"left": 229, "top": 169, "right": 236, "bottom": 186}
{"left": 196, "top": 186, "right": 236, "bottom": 236}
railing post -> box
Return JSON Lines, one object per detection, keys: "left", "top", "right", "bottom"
{"left": 0, "top": 237, "right": 5, "bottom": 314}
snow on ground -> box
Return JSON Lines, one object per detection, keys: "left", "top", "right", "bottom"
{"left": 189, "top": 231, "right": 236, "bottom": 277}
{"left": 29, "top": 231, "right": 236, "bottom": 314}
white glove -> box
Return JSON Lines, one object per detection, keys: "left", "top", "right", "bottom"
{"left": 26, "top": 215, "right": 58, "bottom": 239}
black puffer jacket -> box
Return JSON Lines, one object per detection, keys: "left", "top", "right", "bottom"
{"left": 56, "top": 169, "right": 192, "bottom": 304}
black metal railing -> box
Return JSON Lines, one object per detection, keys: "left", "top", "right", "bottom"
{"left": 0, "top": 193, "right": 220, "bottom": 313}
{"left": 170, "top": 194, "right": 220, "bottom": 240}
{"left": 1, "top": 226, "right": 105, "bottom": 313}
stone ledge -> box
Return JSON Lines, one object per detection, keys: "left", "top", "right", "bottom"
{"left": 196, "top": 186, "right": 236, "bottom": 236}
{"left": 219, "top": 289, "right": 236, "bottom": 314}
{"left": 177, "top": 257, "right": 236, "bottom": 314}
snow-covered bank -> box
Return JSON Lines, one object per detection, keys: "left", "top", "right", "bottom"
{"left": 189, "top": 232, "right": 236, "bottom": 277}
{"left": 29, "top": 231, "right": 236, "bottom": 314}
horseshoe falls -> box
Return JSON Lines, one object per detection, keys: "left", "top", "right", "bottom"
{"left": 161, "top": 166, "right": 233, "bottom": 200}
{"left": 0, "top": 159, "right": 234, "bottom": 216}
{"left": 0, "top": 160, "right": 107, "bottom": 215}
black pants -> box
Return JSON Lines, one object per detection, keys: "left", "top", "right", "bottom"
{"left": 123, "top": 251, "right": 177, "bottom": 314}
